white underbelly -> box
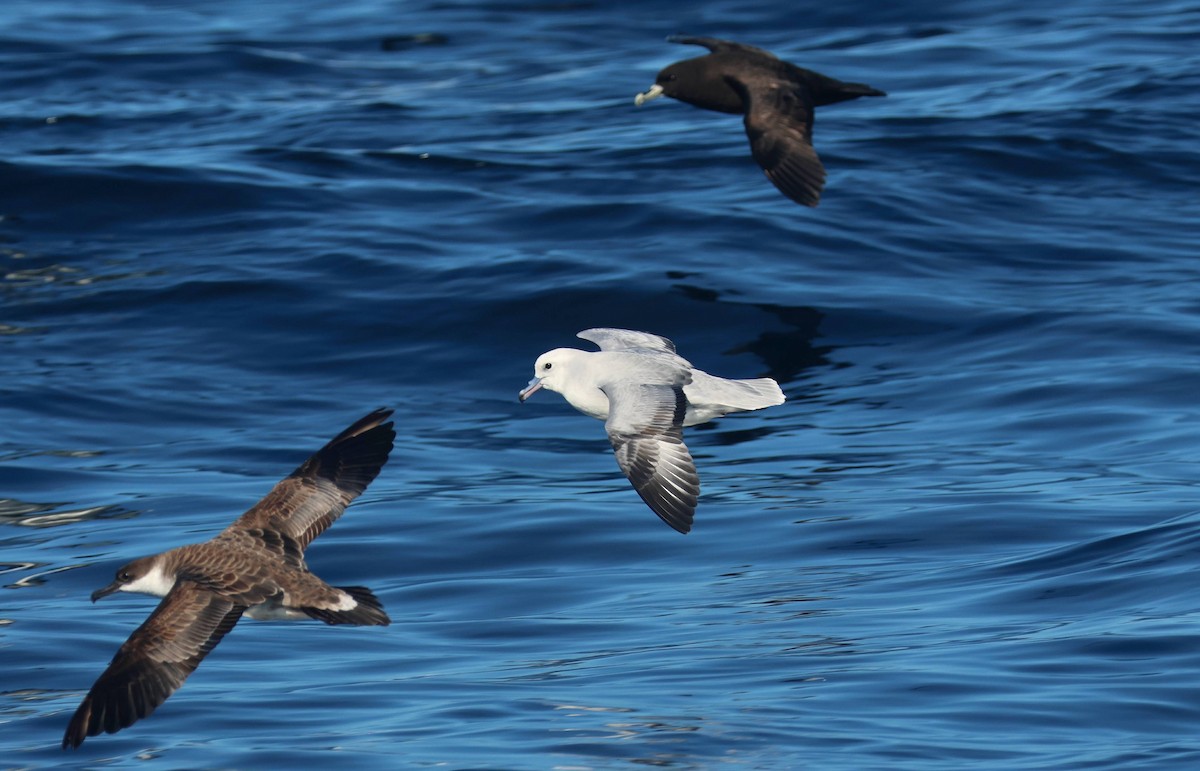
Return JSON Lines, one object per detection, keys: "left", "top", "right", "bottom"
{"left": 245, "top": 598, "right": 308, "bottom": 621}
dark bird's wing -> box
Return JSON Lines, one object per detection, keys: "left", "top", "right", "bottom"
{"left": 728, "top": 76, "right": 826, "bottom": 206}
{"left": 230, "top": 408, "right": 395, "bottom": 551}
{"left": 62, "top": 583, "right": 244, "bottom": 749}
{"left": 666, "top": 35, "right": 778, "bottom": 60}
{"left": 603, "top": 380, "right": 700, "bottom": 534}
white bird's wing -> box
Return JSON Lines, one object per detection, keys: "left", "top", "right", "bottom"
{"left": 578, "top": 328, "right": 678, "bottom": 356}
{"left": 601, "top": 377, "right": 700, "bottom": 534}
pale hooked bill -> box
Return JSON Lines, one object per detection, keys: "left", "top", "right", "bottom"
{"left": 519, "top": 328, "right": 785, "bottom": 533}
{"left": 62, "top": 408, "right": 395, "bottom": 749}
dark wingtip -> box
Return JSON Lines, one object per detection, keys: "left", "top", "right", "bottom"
{"left": 638, "top": 490, "right": 697, "bottom": 535}
{"left": 61, "top": 704, "right": 89, "bottom": 750}
{"left": 844, "top": 84, "right": 887, "bottom": 99}
{"left": 667, "top": 518, "right": 693, "bottom": 534}
{"left": 659, "top": 502, "right": 695, "bottom": 534}
{"left": 320, "top": 407, "right": 395, "bottom": 450}
{"left": 356, "top": 407, "right": 396, "bottom": 432}
{"left": 284, "top": 407, "right": 396, "bottom": 513}
{"left": 665, "top": 34, "right": 705, "bottom": 47}
{"left": 763, "top": 163, "right": 825, "bottom": 208}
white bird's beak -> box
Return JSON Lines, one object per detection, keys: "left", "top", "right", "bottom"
{"left": 634, "top": 84, "right": 664, "bottom": 106}
{"left": 518, "top": 377, "right": 543, "bottom": 402}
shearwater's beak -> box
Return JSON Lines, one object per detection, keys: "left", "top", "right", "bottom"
{"left": 634, "top": 83, "right": 664, "bottom": 106}
{"left": 518, "top": 377, "right": 543, "bottom": 402}
{"left": 91, "top": 581, "right": 121, "bottom": 603}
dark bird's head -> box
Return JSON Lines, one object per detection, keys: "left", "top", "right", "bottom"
{"left": 91, "top": 556, "right": 173, "bottom": 602}
{"left": 635, "top": 57, "right": 745, "bottom": 114}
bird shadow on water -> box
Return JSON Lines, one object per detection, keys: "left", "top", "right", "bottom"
{"left": 669, "top": 275, "right": 837, "bottom": 385}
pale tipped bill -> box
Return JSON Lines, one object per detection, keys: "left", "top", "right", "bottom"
{"left": 634, "top": 83, "right": 664, "bottom": 106}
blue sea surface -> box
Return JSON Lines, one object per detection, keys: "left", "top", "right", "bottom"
{"left": 3, "top": 0, "right": 1200, "bottom": 767}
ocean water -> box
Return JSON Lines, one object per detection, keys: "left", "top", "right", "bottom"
{"left": 3, "top": 0, "right": 1200, "bottom": 767}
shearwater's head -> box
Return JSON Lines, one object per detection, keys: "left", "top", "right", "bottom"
{"left": 636, "top": 55, "right": 743, "bottom": 113}
{"left": 91, "top": 555, "right": 174, "bottom": 602}
{"left": 517, "top": 348, "right": 589, "bottom": 402}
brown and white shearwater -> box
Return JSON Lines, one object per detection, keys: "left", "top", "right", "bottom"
{"left": 62, "top": 408, "right": 396, "bottom": 749}
{"left": 635, "top": 35, "right": 886, "bottom": 207}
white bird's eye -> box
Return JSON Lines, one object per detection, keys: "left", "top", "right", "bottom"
{"left": 543, "top": 362, "right": 552, "bottom": 370}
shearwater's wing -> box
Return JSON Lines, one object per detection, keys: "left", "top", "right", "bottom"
{"left": 63, "top": 583, "right": 244, "bottom": 749}
{"left": 230, "top": 408, "right": 395, "bottom": 551}
{"left": 666, "top": 35, "right": 779, "bottom": 60}
{"left": 602, "top": 377, "right": 700, "bottom": 534}
{"left": 726, "top": 75, "right": 826, "bottom": 207}
{"left": 578, "top": 328, "right": 678, "bottom": 356}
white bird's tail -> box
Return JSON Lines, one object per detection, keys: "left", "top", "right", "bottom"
{"left": 684, "top": 371, "right": 785, "bottom": 424}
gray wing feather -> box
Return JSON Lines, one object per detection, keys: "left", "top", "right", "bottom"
{"left": 578, "top": 328, "right": 677, "bottom": 355}
{"left": 603, "top": 381, "right": 700, "bottom": 534}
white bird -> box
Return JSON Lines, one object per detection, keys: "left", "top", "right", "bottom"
{"left": 519, "top": 328, "right": 785, "bottom": 533}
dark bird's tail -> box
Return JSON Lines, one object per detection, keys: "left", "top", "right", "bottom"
{"left": 805, "top": 71, "right": 887, "bottom": 106}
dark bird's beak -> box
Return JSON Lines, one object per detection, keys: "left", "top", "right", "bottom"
{"left": 91, "top": 582, "right": 121, "bottom": 603}
{"left": 518, "top": 377, "right": 543, "bottom": 402}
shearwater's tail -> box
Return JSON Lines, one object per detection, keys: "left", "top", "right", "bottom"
{"left": 304, "top": 586, "right": 390, "bottom": 626}
{"left": 806, "top": 71, "right": 888, "bottom": 106}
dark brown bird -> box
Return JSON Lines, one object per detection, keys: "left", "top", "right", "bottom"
{"left": 635, "top": 35, "right": 886, "bottom": 206}
{"left": 62, "top": 408, "right": 396, "bottom": 749}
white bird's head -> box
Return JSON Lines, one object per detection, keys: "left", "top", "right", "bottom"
{"left": 518, "top": 348, "right": 582, "bottom": 402}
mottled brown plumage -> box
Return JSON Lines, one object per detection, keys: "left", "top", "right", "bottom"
{"left": 63, "top": 408, "right": 395, "bottom": 750}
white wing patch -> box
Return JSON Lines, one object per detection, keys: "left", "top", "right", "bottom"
{"left": 332, "top": 590, "right": 359, "bottom": 611}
